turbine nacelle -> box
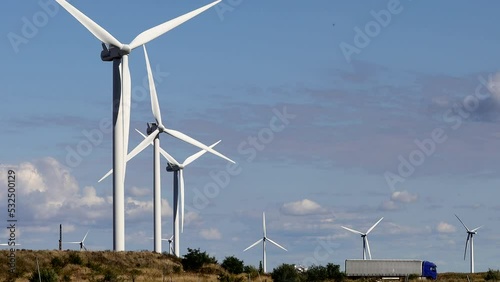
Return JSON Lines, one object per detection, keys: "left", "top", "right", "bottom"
{"left": 166, "top": 163, "right": 182, "bottom": 172}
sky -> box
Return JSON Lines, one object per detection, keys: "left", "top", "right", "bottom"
{"left": 1, "top": 0, "right": 500, "bottom": 274}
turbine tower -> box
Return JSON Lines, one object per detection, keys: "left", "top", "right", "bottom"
{"left": 455, "top": 214, "right": 482, "bottom": 273}
{"left": 55, "top": 0, "right": 222, "bottom": 251}
{"left": 341, "top": 217, "right": 383, "bottom": 260}
{"left": 243, "top": 212, "right": 287, "bottom": 273}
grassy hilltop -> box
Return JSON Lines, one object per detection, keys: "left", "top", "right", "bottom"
{"left": 0, "top": 249, "right": 498, "bottom": 281}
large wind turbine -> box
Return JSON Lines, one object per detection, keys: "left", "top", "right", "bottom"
{"left": 99, "top": 45, "right": 232, "bottom": 254}
{"left": 56, "top": 0, "right": 223, "bottom": 251}
{"left": 341, "top": 217, "right": 383, "bottom": 260}
{"left": 243, "top": 212, "right": 287, "bottom": 273}
{"left": 455, "top": 214, "right": 482, "bottom": 273}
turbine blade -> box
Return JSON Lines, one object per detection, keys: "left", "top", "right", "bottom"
{"left": 55, "top": 0, "right": 123, "bottom": 48}
{"left": 266, "top": 237, "right": 287, "bottom": 252}
{"left": 120, "top": 55, "right": 132, "bottom": 178}
{"left": 183, "top": 140, "right": 221, "bottom": 167}
{"left": 128, "top": 129, "right": 160, "bottom": 163}
{"left": 136, "top": 129, "right": 180, "bottom": 166}
{"left": 244, "top": 239, "right": 263, "bottom": 252}
{"left": 82, "top": 230, "right": 90, "bottom": 242}
{"left": 180, "top": 169, "right": 185, "bottom": 233}
{"left": 365, "top": 237, "right": 372, "bottom": 260}
{"left": 129, "top": 0, "right": 222, "bottom": 49}
{"left": 366, "top": 217, "right": 384, "bottom": 234}
{"left": 143, "top": 45, "right": 162, "bottom": 125}
{"left": 341, "top": 226, "right": 365, "bottom": 236}
{"left": 98, "top": 128, "right": 158, "bottom": 182}
{"left": 464, "top": 234, "right": 470, "bottom": 260}
{"left": 471, "top": 226, "right": 483, "bottom": 233}
{"left": 263, "top": 212, "right": 267, "bottom": 238}
{"left": 455, "top": 214, "right": 471, "bottom": 232}
{"left": 162, "top": 127, "right": 235, "bottom": 164}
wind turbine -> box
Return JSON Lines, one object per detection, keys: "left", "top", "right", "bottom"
{"left": 243, "top": 212, "right": 287, "bottom": 273}
{"left": 55, "top": 0, "right": 223, "bottom": 251}
{"left": 98, "top": 45, "right": 232, "bottom": 254}
{"left": 162, "top": 235, "right": 174, "bottom": 255}
{"left": 99, "top": 44, "right": 231, "bottom": 255}
{"left": 455, "top": 214, "right": 482, "bottom": 273}
{"left": 341, "top": 217, "right": 383, "bottom": 260}
{"left": 65, "top": 230, "right": 90, "bottom": 251}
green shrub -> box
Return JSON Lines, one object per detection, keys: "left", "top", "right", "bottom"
{"left": 221, "top": 256, "right": 244, "bottom": 274}
{"left": 218, "top": 273, "right": 245, "bottom": 282}
{"left": 181, "top": 248, "right": 217, "bottom": 272}
{"left": 486, "top": 269, "right": 500, "bottom": 281}
{"left": 67, "top": 252, "right": 83, "bottom": 265}
{"left": 29, "top": 267, "right": 59, "bottom": 282}
{"left": 271, "top": 263, "right": 303, "bottom": 282}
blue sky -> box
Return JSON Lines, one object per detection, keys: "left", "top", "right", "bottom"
{"left": 2, "top": 0, "right": 500, "bottom": 274}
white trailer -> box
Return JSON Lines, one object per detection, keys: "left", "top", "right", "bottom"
{"left": 345, "top": 259, "right": 437, "bottom": 280}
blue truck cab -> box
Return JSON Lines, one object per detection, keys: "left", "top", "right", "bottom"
{"left": 422, "top": 261, "right": 437, "bottom": 280}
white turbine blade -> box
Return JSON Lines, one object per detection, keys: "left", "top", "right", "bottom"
{"left": 471, "top": 226, "right": 483, "bottom": 233}
{"left": 262, "top": 212, "right": 267, "bottom": 238}
{"left": 82, "top": 230, "right": 90, "bottom": 242}
{"left": 365, "top": 237, "right": 372, "bottom": 260}
{"left": 341, "top": 226, "right": 365, "bottom": 236}
{"left": 180, "top": 169, "right": 185, "bottom": 233}
{"left": 464, "top": 234, "right": 470, "bottom": 260}
{"left": 143, "top": 45, "right": 162, "bottom": 124}
{"left": 266, "top": 238, "right": 287, "bottom": 252}
{"left": 128, "top": 129, "right": 160, "bottom": 162}
{"left": 366, "top": 217, "right": 384, "bottom": 235}
{"left": 162, "top": 127, "right": 235, "bottom": 164}
{"left": 129, "top": 0, "right": 222, "bottom": 49}
{"left": 455, "top": 214, "right": 471, "bottom": 232}
{"left": 99, "top": 128, "right": 159, "bottom": 182}
{"left": 135, "top": 129, "right": 180, "bottom": 166}
{"left": 244, "top": 239, "right": 263, "bottom": 252}
{"left": 0, "top": 243, "right": 8, "bottom": 246}
{"left": 55, "top": 0, "right": 123, "bottom": 49}
{"left": 183, "top": 140, "right": 221, "bottom": 167}
{"left": 121, "top": 55, "right": 132, "bottom": 176}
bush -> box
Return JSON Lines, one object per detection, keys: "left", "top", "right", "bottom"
{"left": 51, "top": 256, "right": 66, "bottom": 270}
{"left": 305, "top": 265, "right": 328, "bottom": 282}
{"left": 67, "top": 252, "right": 83, "bottom": 265}
{"left": 325, "top": 263, "right": 344, "bottom": 282}
{"left": 29, "top": 267, "right": 59, "bottom": 282}
{"left": 271, "top": 263, "right": 303, "bottom": 282}
{"left": 181, "top": 248, "right": 217, "bottom": 272}
{"left": 486, "top": 269, "right": 500, "bottom": 281}
{"left": 221, "top": 256, "right": 244, "bottom": 274}
{"left": 244, "top": 265, "right": 259, "bottom": 278}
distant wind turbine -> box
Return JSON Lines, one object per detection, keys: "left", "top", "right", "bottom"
{"left": 66, "top": 230, "right": 90, "bottom": 251}
{"left": 341, "top": 217, "right": 383, "bottom": 260}
{"left": 455, "top": 214, "right": 482, "bottom": 273}
{"left": 244, "top": 212, "right": 287, "bottom": 273}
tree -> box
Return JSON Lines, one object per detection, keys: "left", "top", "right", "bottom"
{"left": 305, "top": 265, "right": 327, "bottom": 282}
{"left": 221, "top": 256, "right": 244, "bottom": 274}
{"left": 325, "top": 263, "right": 344, "bottom": 282}
{"left": 258, "top": 261, "right": 263, "bottom": 274}
{"left": 271, "top": 263, "right": 303, "bottom": 282}
{"left": 181, "top": 248, "right": 218, "bottom": 272}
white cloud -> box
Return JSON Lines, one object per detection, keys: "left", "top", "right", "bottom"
{"left": 391, "top": 190, "right": 418, "bottom": 203}
{"left": 436, "top": 222, "right": 456, "bottom": 233}
{"left": 380, "top": 200, "right": 399, "bottom": 211}
{"left": 129, "top": 186, "right": 150, "bottom": 197}
{"left": 200, "top": 228, "right": 222, "bottom": 240}
{"left": 281, "top": 199, "right": 326, "bottom": 216}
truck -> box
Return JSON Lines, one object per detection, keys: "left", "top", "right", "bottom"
{"left": 345, "top": 259, "right": 437, "bottom": 280}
